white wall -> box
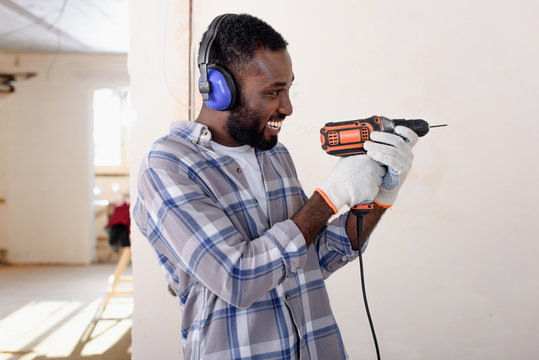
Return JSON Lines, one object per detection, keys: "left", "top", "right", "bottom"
{"left": 129, "top": 0, "right": 539, "bottom": 358}
{"left": 0, "top": 53, "right": 128, "bottom": 264}
{"left": 128, "top": 0, "right": 190, "bottom": 357}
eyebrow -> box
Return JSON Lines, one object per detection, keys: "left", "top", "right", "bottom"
{"left": 269, "top": 76, "right": 295, "bottom": 87}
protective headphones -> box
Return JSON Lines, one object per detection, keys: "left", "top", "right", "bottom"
{"left": 198, "top": 14, "right": 238, "bottom": 111}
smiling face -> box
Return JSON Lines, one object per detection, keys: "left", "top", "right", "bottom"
{"left": 224, "top": 48, "right": 294, "bottom": 150}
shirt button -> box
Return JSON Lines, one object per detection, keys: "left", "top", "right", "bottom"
{"left": 236, "top": 167, "right": 242, "bottom": 174}
{"left": 285, "top": 294, "right": 290, "bottom": 301}
{"left": 202, "top": 130, "right": 208, "bottom": 136}
{"left": 191, "top": 139, "right": 196, "bottom": 144}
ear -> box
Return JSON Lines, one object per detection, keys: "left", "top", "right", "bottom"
{"left": 200, "top": 64, "right": 237, "bottom": 111}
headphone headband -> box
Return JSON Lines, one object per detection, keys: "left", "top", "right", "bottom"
{"left": 198, "top": 14, "right": 231, "bottom": 69}
{"left": 198, "top": 14, "right": 232, "bottom": 101}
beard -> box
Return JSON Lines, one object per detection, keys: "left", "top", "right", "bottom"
{"left": 225, "top": 104, "right": 285, "bottom": 151}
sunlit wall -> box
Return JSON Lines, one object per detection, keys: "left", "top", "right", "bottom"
{"left": 128, "top": 0, "right": 539, "bottom": 359}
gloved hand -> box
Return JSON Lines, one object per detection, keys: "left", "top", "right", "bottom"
{"left": 363, "top": 125, "right": 418, "bottom": 208}
{"left": 316, "top": 155, "right": 386, "bottom": 214}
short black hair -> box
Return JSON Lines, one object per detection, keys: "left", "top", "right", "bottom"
{"left": 200, "top": 14, "right": 288, "bottom": 79}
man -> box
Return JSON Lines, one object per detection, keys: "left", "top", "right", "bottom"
{"left": 134, "top": 13, "right": 417, "bottom": 359}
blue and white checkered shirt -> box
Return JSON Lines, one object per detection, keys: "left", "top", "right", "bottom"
{"left": 134, "top": 121, "right": 360, "bottom": 359}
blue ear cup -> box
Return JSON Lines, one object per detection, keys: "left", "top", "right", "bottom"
{"left": 200, "top": 64, "right": 237, "bottom": 111}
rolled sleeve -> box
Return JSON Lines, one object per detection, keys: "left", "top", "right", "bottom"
{"left": 269, "top": 219, "right": 308, "bottom": 279}
{"left": 317, "top": 212, "right": 365, "bottom": 279}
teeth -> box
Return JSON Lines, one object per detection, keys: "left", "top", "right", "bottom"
{"left": 267, "top": 121, "right": 282, "bottom": 129}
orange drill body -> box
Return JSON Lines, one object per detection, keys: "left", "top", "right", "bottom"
{"left": 320, "top": 115, "right": 431, "bottom": 157}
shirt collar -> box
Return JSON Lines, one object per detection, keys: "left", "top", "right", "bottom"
{"left": 170, "top": 120, "right": 212, "bottom": 148}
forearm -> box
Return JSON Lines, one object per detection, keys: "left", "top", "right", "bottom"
{"left": 292, "top": 192, "right": 387, "bottom": 251}
{"left": 346, "top": 203, "right": 386, "bottom": 250}
{"left": 291, "top": 191, "right": 334, "bottom": 248}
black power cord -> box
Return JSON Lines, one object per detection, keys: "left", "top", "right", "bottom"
{"left": 352, "top": 210, "right": 381, "bottom": 360}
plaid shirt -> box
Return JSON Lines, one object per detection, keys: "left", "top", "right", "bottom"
{"left": 134, "top": 121, "right": 360, "bottom": 359}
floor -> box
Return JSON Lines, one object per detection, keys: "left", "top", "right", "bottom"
{"left": 0, "top": 262, "right": 132, "bottom": 360}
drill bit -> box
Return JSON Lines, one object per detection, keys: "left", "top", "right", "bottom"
{"left": 429, "top": 124, "right": 448, "bottom": 128}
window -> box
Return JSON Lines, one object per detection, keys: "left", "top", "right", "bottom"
{"left": 92, "top": 87, "right": 132, "bottom": 174}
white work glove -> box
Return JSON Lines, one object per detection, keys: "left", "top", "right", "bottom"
{"left": 316, "top": 155, "right": 386, "bottom": 214}
{"left": 363, "top": 125, "right": 418, "bottom": 208}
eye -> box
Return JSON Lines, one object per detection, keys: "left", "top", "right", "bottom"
{"left": 267, "top": 90, "right": 280, "bottom": 96}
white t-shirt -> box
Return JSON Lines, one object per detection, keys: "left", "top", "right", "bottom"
{"left": 211, "top": 141, "right": 268, "bottom": 218}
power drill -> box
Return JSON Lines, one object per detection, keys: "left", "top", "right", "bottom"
{"left": 320, "top": 115, "right": 442, "bottom": 157}
{"left": 319, "top": 115, "right": 446, "bottom": 360}
{"left": 319, "top": 115, "right": 444, "bottom": 213}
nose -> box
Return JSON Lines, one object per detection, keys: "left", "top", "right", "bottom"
{"left": 278, "top": 91, "right": 293, "bottom": 116}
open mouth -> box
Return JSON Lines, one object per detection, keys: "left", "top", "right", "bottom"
{"left": 266, "top": 120, "right": 282, "bottom": 130}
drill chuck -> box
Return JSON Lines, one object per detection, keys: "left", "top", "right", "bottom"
{"left": 392, "top": 119, "right": 430, "bottom": 137}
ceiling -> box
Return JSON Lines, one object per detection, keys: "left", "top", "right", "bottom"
{"left": 0, "top": 0, "right": 128, "bottom": 54}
